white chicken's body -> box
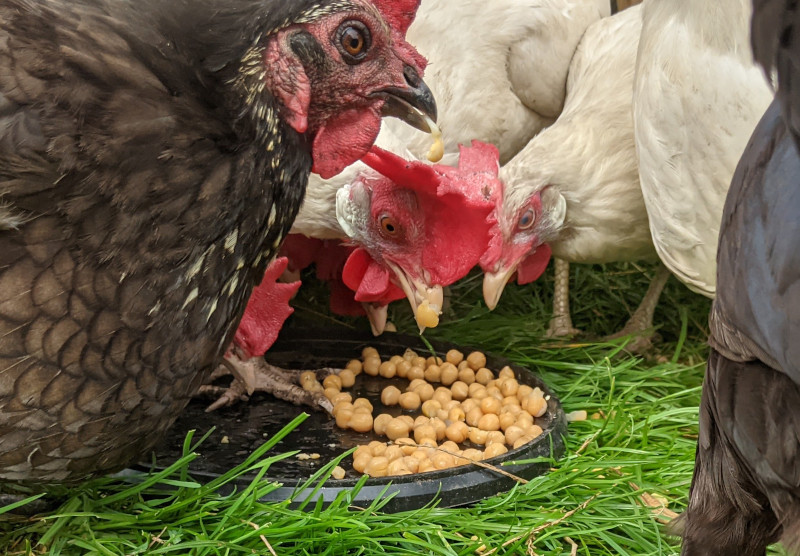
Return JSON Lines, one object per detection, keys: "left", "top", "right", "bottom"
{"left": 503, "top": 4, "right": 652, "bottom": 264}
{"left": 633, "top": 0, "right": 773, "bottom": 297}
{"left": 292, "top": 0, "right": 610, "bottom": 240}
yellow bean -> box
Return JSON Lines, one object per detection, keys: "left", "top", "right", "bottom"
{"left": 416, "top": 301, "right": 440, "bottom": 329}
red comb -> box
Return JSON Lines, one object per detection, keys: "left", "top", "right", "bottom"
{"left": 234, "top": 257, "right": 301, "bottom": 358}
{"left": 373, "top": 0, "right": 420, "bottom": 35}
{"left": 361, "top": 146, "right": 440, "bottom": 193}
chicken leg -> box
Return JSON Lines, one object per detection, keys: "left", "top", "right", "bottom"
{"left": 606, "top": 263, "right": 670, "bottom": 353}
{"left": 196, "top": 345, "right": 336, "bottom": 414}
{"left": 545, "top": 258, "right": 582, "bottom": 338}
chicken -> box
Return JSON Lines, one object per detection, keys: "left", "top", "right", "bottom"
{"left": 632, "top": 0, "right": 773, "bottom": 298}
{"left": 678, "top": 3, "right": 800, "bottom": 553}
{"left": 0, "top": 0, "right": 435, "bottom": 483}
{"left": 337, "top": 142, "right": 503, "bottom": 332}
{"left": 287, "top": 0, "right": 610, "bottom": 326}
{"left": 480, "top": 5, "right": 669, "bottom": 349}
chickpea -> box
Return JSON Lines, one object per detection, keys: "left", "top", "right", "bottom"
{"left": 412, "top": 356, "right": 427, "bottom": 368}
{"left": 389, "top": 354, "right": 404, "bottom": 365}
{"left": 432, "top": 452, "right": 455, "bottom": 469}
{"left": 445, "top": 421, "right": 469, "bottom": 443}
{"left": 331, "top": 465, "right": 346, "bottom": 480}
{"left": 446, "top": 349, "right": 464, "bottom": 365}
{"left": 498, "top": 412, "right": 516, "bottom": 431}
{"left": 353, "top": 398, "right": 373, "bottom": 412}
{"left": 387, "top": 459, "right": 411, "bottom": 476}
{"left": 457, "top": 367, "right": 476, "bottom": 385}
{"left": 516, "top": 384, "right": 534, "bottom": 400}
{"left": 424, "top": 365, "right": 442, "bottom": 383}
{"left": 468, "top": 382, "right": 485, "bottom": 397}
{"left": 384, "top": 445, "right": 404, "bottom": 462}
{"left": 516, "top": 413, "right": 534, "bottom": 430}
{"left": 461, "top": 448, "right": 484, "bottom": 462}
{"left": 346, "top": 359, "right": 363, "bottom": 375}
{"left": 468, "top": 427, "right": 489, "bottom": 445}
{"left": 498, "top": 366, "right": 515, "bottom": 380}
{"left": 440, "top": 440, "right": 460, "bottom": 453}
{"left": 335, "top": 409, "right": 353, "bottom": 429}
{"left": 513, "top": 435, "right": 533, "bottom": 450}
{"left": 373, "top": 413, "right": 393, "bottom": 436}
{"left": 486, "top": 431, "right": 506, "bottom": 446}
{"left": 385, "top": 418, "right": 411, "bottom": 441}
{"left": 525, "top": 395, "right": 547, "bottom": 418}
{"left": 365, "top": 456, "right": 389, "bottom": 477}
{"left": 403, "top": 348, "right": 419, "bottom": 361}
{"left": 480, "top": 397, "right": 502, "bottom": 415}
{"left": 402, "top": 456, "right": 420, "bottom": 473}
{"left": 349, "top": 412, "right": 373, "bottom": 433}
{"left": 332, "top": 392, "right": 353, "bottom": 406}
{"left": 436, "top": 409, "right": 449, "bottom": 421}
{"left": 413, "top": 415, "right": 429, "bottom": 429}
{"left": 461, "top": 398, "right": 478, "bottom": 414}
{"left": 394, "top": 437, "right": 417, "bottom": 455}
{"left": 475, "top": 367, "right": 494, "bottom": 385}
{"left": 407, "top": 366, "right": 425, "bottom": 381}
{"left": 470, "top": 386, "right": 488, "bottom": 401}
{"left": 396, "top": 360, "right": 412, "bottom": 378}
{"left": 300, "top": 370, "right": 317, "bottom": 383}
{"left": 430, "top": 418, "right": 447, "bottom": 441}
{"left": 500, "top": 378, "right": 519, "bottom": 397}
{"left": 399, "top": 391, "right": 422, "bottom": 410}
{"left": 426, "top": 356, "right": 443, "bottom": 367}
{"left": 368, "top": 440, "right": 387, "bottom": 457}
{"left": 421, "top": 399, "right": 442, "bottom": 418}
{"left": 505, "top": 425, "right": 526, "bottom": 446}
{"left": 354, "top": 445, "right": 372, "bottom": 460}
{"left": 440, "top": 363, "right": 459, "bottom": 386}
{"left": 502, "top": 396, "right": 519, "bottom": 408}
{"left": 397, "top": 415, "right": 415, "bottom": 428}
{"left": 450, "top": 381, "right": 469, "bottom": 401}
{"left": 353, "top": 452, "right": 372, "bottom": 473}
{"left": 457, "top": 360, "right": 470, "bottom": 371}
{"left": 529, "top": 424, "right": 544, "bottom": 439}
{"left": 478, "top": 413, "right": 500, "bottom": 432}
{"left": 466, "top": 407, "right": 483, "bottom": 427}
{"left": 448, "top": 406, "right": 466, "bottom": 423}
{"left": 338, "top": 369, "right": 356, "bottom": 388}
{"left": 361, "top": 346, "right": 379, "bottom": 360}
{"left": 363, "top": 357, "right": 381, "bottom": 376}
{"left": 486, "top": 386, "right": 503, "bottom": 401}
{"left": 416, "top": 383, "right": 435, "bottom": 402}
{"left": 333, "top": 400, "right": 353, "bottom": 414}
{"left": 503, "top": 404, "right": 522, "bottom": 416}
{"left": 324, "top": 387, "right": 340, "bottom": 401}
{"left": 381, "top": 385, "right": 402, "bottom": 406}
{"left": 418, "top": 459, "right": 436, "bottom": 473}
{"left": 411, "top": 449, "right": 430, "bottom": 462}
{"left": 414, "top": 423, "right": 437, "bottom": 444}
{"left": 433, "top": 387, "right": 452, "bottom": 405}
{"left": 379, "top": 361, "right": 397, "bottom": 378}
{"left": 466, "top": 351, "right": 487, "bottom": 371}
{"left": 483, "top": 443, "right": 508, "bottom": 459}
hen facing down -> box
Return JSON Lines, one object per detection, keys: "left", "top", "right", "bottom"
{"left": 0, "top": 0, "right": 435, "bottom": 483}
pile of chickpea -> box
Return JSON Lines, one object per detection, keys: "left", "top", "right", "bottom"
{"left": 301, "top": 346, "right": 550, "bottom": 478}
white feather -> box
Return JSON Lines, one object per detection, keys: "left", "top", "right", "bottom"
{"left": 633, "top": 0, "right": 773, "bottom": 297}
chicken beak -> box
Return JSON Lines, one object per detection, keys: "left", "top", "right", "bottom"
{"left": 377, "top": 66, "right": 438, "bottom": 133}
{"left": 362, "top": 303, "right": 389, "bottom": 336}
{"left": 482, "top": 264, "right": 518, "bottom": 311}
{"left": 386, "top": 262, "right": 444, "bottom": 333}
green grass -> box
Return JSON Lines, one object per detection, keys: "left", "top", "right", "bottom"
{"left": 0, "top": 261, "right": 785, "bottom": 555}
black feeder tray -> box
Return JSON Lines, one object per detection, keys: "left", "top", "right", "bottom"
{"left": 143, "top": 327, "right": 567, "bottom": 513}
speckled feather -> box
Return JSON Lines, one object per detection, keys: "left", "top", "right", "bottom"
{"left": 0, "top": 0, "right": 332, "bottom": 482}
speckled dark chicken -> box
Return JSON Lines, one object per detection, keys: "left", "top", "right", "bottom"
{"left": 0, "top": 0, "right": 434, "bottom": 483}
{"left": 679, "top": 1, "right": 800, "bottom": 553}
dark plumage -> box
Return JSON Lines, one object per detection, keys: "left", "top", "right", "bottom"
{"left": 679, "top": 3, "right": 800, "bottom": 551}
{"left": 0, "top": 0, "right": 434, "bottom": 483}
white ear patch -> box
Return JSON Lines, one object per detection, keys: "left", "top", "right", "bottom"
{"left": 543, "top": 187, "right": 567, "bottom": 228}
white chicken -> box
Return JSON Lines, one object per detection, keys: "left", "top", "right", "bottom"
{"left": 633, "top": 0, "right": 773, "bottom": 298}
{"left": 481, "top": 4, "right": 670, "bottom": 349}
{"left": 291, "top": 0, "right": 611, "bottom": 327}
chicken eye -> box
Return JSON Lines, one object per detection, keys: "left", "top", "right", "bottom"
{"left": 380, "top": 215, "right": 398, "bottom": 236}
{"left": 518, "top": 208, "right": 535, "bottom": 230}
{"left": 336, "top": 21, "right": 370, "bottom": 63}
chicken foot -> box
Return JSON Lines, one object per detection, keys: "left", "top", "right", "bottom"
{"left": 196, "top": 345, "right": 336, "bottom": 413}
{"left": 545, "top": 258, "right": 582, "bottom": 338}
{"left": 605, "top": 263, "right": 670, "bottom": 353}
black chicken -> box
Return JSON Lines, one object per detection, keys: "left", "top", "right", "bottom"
{"left": 0, "top": 0, "right": 436, "bottom": 483}
{"left": 679, "top": 1, "right": 800, "bottom": 553}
